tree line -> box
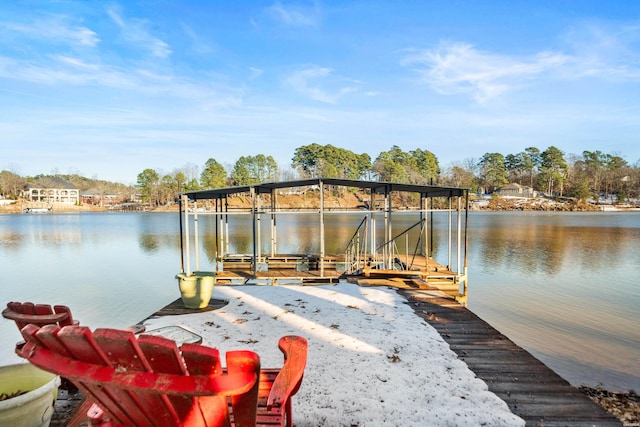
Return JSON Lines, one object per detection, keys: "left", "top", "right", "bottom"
{"left": 2, "top": 143, "right": 638, "bottom": 206}
{"left": 136, "top": 144, "right": 639, "bottom": 206}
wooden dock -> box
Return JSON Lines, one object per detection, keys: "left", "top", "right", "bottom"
{"left": 50, "top": 285, "right": 622, "bottom": 426}
{"left": 399, "top": 288, "right": 622, "bottom": 427}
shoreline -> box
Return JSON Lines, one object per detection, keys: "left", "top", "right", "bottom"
{"left": 2, "top": 198, "right": 639, "bottom": 214}
{"left": 579, "top": 386, "right": 640, "bottom": 426}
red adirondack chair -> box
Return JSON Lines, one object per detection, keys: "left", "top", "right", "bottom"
{"left": 2, "top": 301, "right": 78, "bottom": 330}
{"left": 17, "top": 323, "right": 261, "bottom": 427}
{"left": 251, "top": 336, "right": 308, "bottom": 427}
{"left": 2, "top": 300, "right": 83, "bottom": 394}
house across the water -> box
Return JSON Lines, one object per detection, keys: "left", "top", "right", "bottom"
{"left": 495, "top": 183, "right": 537, "bottom": 198}
{"left": 22, "top": 176, "right": 79, "bottom": 205}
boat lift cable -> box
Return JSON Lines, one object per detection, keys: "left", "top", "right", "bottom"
{"left": 344, "top": 216, "right": 368, "bottom": 273}
{"left": 376, "top": 218, "right": 426, "bottom": 270}
{"left": 409, "top": 220, "right": 427, "bottom": 270}
{"left": 375, "top": 218, "right": 426, "bottom": 252}
{"left": 344, "top": 216, "right": 368, "bottom": 254}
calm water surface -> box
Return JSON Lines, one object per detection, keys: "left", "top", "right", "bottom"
{"left": 1, "top": 211, "right": 638, "bottom": 392}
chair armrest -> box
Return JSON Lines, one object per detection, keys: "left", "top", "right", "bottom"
{"left": 2, "top": 308, "right": 70, "bottom": 324}
{"left": 266, "top": 336, "right": 308, "bottom": 410}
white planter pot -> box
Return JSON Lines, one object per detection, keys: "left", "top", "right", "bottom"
{"left": 176, "top": 271, "right": 216, "bottom": 308}
{"left": 0, "top": 363, "right": 60, "bottom": 427}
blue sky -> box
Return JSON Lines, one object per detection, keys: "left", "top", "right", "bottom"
{"left": 2, "top": 1, "right": 640, "bottom": 184}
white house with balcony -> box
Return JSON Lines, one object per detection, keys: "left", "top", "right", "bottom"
{"left": 23, "top": 176, "right": 79, "bottom": 204}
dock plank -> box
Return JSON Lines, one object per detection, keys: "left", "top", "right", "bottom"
{"left": 399, "top": 289, "right": 622, "bottom": 427}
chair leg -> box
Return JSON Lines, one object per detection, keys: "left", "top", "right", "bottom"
{"left": 285, "top": 399, "right": 293, "bottom": 427}
{"left": 66, "top": 397, "right": 93, "bottom": 427}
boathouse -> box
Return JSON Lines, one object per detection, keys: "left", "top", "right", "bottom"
{"left": 179, "top": 178, "right": 469, "bottom": 298}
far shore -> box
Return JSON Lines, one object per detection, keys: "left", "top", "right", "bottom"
{"left": 2, "top": 194, "right": 639, "bottom": 214}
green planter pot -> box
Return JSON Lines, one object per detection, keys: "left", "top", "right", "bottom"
{"left": 0, "top": 363, "right": 60, "bottom": 427}
{"left": 176, "top": 271, "right": 216, "bottom": 309}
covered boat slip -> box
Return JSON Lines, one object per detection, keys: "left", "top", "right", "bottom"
{"left": 180, "top": 178, "right": 469, "bottom": 297}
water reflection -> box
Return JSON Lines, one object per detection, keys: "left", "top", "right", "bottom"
{"left": 0, "top": 231, "right": 24, "bottom": 250}
{"left": 188, "top": 213, "right": 446, "bottom": 258}
{"left": 138, "top": 234, "right": 161, "bottom": 253}
{"left": 476, "top": 221, "right": 566, "bottom": 275}
{"left": 466, "top": 212, "right": 640, "bottom": 392}
{"left": 472, "top": 213, "right": 640, "bottom": 277}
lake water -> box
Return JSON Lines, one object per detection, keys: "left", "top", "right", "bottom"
{"left": 1, "top": 211, "right": 638, "bottom": 392}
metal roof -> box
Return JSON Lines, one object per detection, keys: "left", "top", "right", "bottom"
{"left": 23, "top": 176, "right": 77, "bottom": 190}
{"left": 183, "top": 178, "right": 467, "bottom": 200}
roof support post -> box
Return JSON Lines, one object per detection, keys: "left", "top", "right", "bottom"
{"left": 457, "top": 195, "right": 462, "bottom": 275}
{"left": 216, "top": 197, "right": 225, "bottom": 271}
{"left": 251, "top": 186, "right": 257, "bottom": 278}
{"left": 448, "top": 195, "right": 453, "bottom": 270}
{"left": 179, "top": 190, "right": 184, "bottom": 273}
{"left": 463, "top": 190, "right": 469, "bottom": 281}
{"left": 369, "top": 188, "right": 376, "bottom": 262}
{"left": 257, "top": 191, "right": 262, "bottom": 264}
{"left": 422, "top": 193, "right": 429, "bottom": 275}
{"left": 194, "top": 200, "right": 200, "bottom": 271}
{"left": 271, "top": 189, "right": 277, "bottom": 257}
{"left": 319, "top": 179, "right": 325, "bottom": 277}
{"left": 182, "top": 195, "right": 191, "bottom": 276}
{"left": 384, "top": 185, "right": 392, "bottom": 269}
{"left": 224, "top": 196, "right": 230, "bottom": 255}
{"left": 214, "top": 198, "right": 219, "bottom": 267}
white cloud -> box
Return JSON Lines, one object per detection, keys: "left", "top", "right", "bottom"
{"left": 561, "top": 22, "right": 640, "bottom": 80}
{"left": 180, "top": 23, "right": 216, "bottom": 55}
{"left": 286, "top": 66, "right": 335, "bottom": 103}
{"left": 285, "top": 65, "right": 359, "bottom": 104}
{"left": 0, "top": 53, "right": 226, "bottom": 102}
{"left": 248, "top": 67, "right": 264, "bottom": 80}
{"left": 404, "top": 23, "right": 640, "bottom": 104}
{"left": 52, "top": 55, "right": 100, "bottom": 70}
{"left": 402, "top": 42, "right": 569, "bottom": 103}
{"left": 107, "top": 7, "right": 172, "bottom": 59}
{"left": 148, "top": 38, "right": 171, "bottom": 58}
{"left": 1, "top": 18, "right": 99, "bottom": 47}
{"left": 266, "top": 1, "right": 320, "bottom": 27}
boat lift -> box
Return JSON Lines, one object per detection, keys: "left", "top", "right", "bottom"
{"left": 179, "top": 178, "right": 469, "bottom": 291}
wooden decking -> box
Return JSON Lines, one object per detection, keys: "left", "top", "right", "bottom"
{"left": 399, "top": 289, "right": 622, "bottom": 427}
{"left": 213, "top": 253, "right": 465, "bottom": 291}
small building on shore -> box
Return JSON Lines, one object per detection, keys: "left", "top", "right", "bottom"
{"left": 495, "top": 183, "right": 536, "bottom": 198}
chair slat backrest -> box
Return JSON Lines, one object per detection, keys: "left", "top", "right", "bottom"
{"left": 179, "top": 341, "right": 230, "bottom": 427}
{"left": 2, "top": 301, "right": 76, "bottom": 330}
{"left": 93, "top": 328, "right": 180, "bottom": 426}
{"left": 17, "top": 324, "right": 260, "bottom": 427}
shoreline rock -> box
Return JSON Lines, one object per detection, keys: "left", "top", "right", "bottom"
{"left": 580, "top": 386, "right": 640, "bottom": 426}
